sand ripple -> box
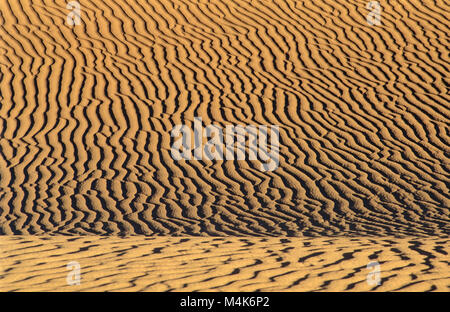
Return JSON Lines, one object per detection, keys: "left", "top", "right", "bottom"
{"left": 0, "top": 236, "right": 448, "bottom": 291}
{"left": 0, "top": 0, "right": 448, "bottom": 236}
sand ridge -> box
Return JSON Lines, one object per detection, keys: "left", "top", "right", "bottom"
{"left": 0, "top": 236, "right": 448, "bottom": 292}
{"left": 0, "top": 0, "right": 448, "bottom": 236}
{"left": 0, "top": 0, "right": 449, "bottom": 292}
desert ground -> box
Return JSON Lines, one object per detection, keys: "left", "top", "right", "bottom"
{"left": 0, "top": 0, "right": 449, "bottom": 291}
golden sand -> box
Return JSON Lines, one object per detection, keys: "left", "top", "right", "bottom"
{"left": 0, "top": 0, "right": 448, "bottom": 291}
{"left": 0, "top": 236, "right": 448, "bottom": 291}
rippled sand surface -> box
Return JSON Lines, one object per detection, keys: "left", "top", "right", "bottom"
{"left": 0, "top": 236, "right": 448, "bottom": 291}
{"left": 0, "top": 0, "right": 448, "bottom": 291}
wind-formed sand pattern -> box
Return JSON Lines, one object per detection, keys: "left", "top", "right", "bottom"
{"left": 0, "top": 0, "right": 449, "bottom": 291}
{"left": 0, "top": 236, "right": 448, "bottom": 291}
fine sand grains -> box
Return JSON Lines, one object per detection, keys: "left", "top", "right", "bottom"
{"left": 0, "top": 0, "right": 449, "bottom": 236}
{"left": 0, "top": 0, "right": 449, "bottom": 291}
{"left": 0, "top": 236, "right": 448, "bottom": 292}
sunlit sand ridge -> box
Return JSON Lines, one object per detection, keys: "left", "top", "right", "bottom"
{"left": 0, "top": 236, "right": 448, "bottom": 291}
{"left": 0, "top": 0, "right": 448, "bottom": 291}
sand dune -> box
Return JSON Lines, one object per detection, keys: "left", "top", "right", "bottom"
{"left": 0, "top": 236, "right": 448, "bottom": 291}
{"left": 0, "top": 0, "right": 449, "bottom": 236}
{"left": 0, "top": 0, "right": 449, "bottom": 291}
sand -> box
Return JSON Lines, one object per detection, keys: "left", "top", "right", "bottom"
{"left": 1, "top": 236, "right": 448, "bottom": 291}
{"left": 0, "top": 0, "right": 448, "bottom": 291}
